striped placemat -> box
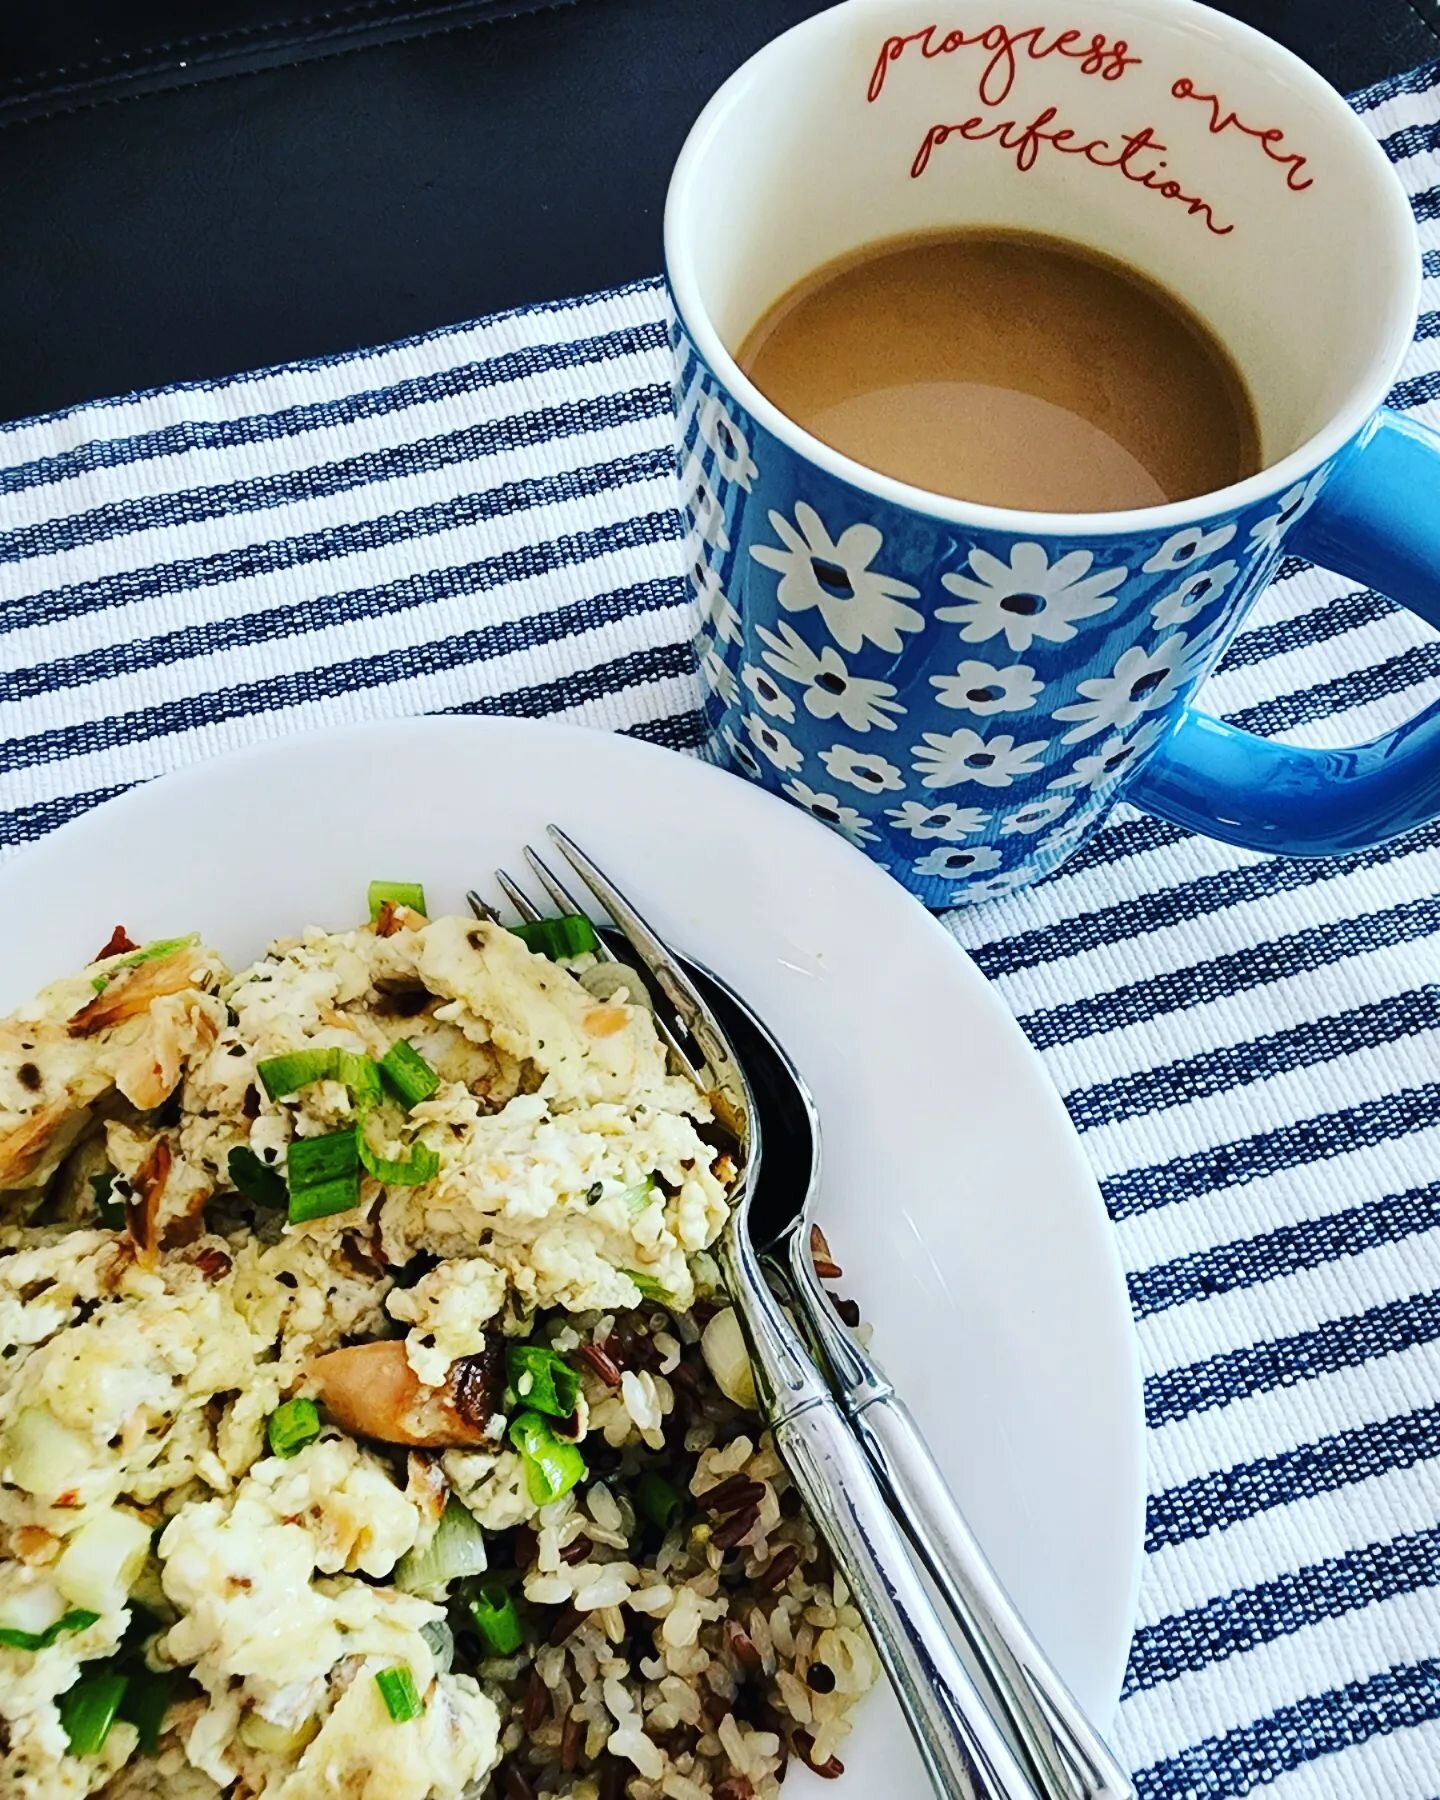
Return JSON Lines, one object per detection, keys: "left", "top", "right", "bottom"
{"left": 3, "top": 55, "right": 1440, "bottom": 1800}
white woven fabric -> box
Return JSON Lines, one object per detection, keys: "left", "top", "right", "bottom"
{"left": 1, "top": 58, "right": 1439, "bottom": 1800}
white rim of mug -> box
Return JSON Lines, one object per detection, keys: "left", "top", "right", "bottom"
{"left": 663, "top": 0, "right": 1422, "bottom": 538}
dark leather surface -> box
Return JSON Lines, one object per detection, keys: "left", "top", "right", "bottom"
{"left": 1, "top": 0, "right": 1437, "bottom": 423}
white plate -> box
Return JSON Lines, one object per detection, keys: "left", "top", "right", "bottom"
{"left": 0, "top": 716, "right": 1143, "bottom": 1790}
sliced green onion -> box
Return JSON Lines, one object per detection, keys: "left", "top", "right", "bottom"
{"left": 286, "top": 1129, "right": 361, "bottom": 1222}
{"left": 59, "top": 1671, "right": 128, "bottom": 1755}
{"left": 375, "top": 1664, "right": 424, "bottom": 1722}
{"left": 356, "top": 1132, "right": 439, "bottom": 1189}
{"left": 624, "top": 1270, "right": 675, "bottom": 1307}
{"left": 107, "top": 934, "right": 199, "bottom": 972}
{"left": 506, "top": 1345, "right": 580, "bottom": 1420}
{"left": 118, "top": 1666, "right": 179, "bottom": 1755}
{"left": 257, "top": 1047, "right": 342, "bottom": 1101}
{"left": 379, "top": 1040, "right": 440, "bottom": 1110}
{"left": 336, "top": 1050, "right": 383, "bottom": 1109}
{"left": 636, "top": 1471, "right": 684, "bottom": 1533}
{"left": 0, "top": 1609, "right": 99, "bottom": 1653}
{"left": 89, "top": 1173, "right": 125, "bottom": 1231}
{"left": 620, "top": 1180, "right": 656, "bottom": 1215}
{"left": 369, "top": 881, "right": 427, "bottom": 922}
{"left": 508, "top": 1411, "right": 587, "bottom": 1505}
{"left": 395, "top": 1496, "right": 488, "bottom": 1595}
{"left": 267, "top": 1397, "right": 322, "bottom": 1458}
{"left": 509, "top": 915, "right": 600, "bottom": 960}
{"left": 227, "top": 1146, "right": 287, "bottom": 1209}
{"left": 466, "top": 1578, "right": 524, "bottom": 1656}
{"left": 90, "top": 975, "right": 109, "bottom": 994}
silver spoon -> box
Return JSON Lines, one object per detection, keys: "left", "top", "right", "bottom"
{"left": 483, "top": 854, "right": 1128, "bottom": 1800}
{"left": 478, "top": 839, "right": 1048, "bottom": 1800}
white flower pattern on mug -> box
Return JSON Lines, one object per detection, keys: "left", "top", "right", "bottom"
{"left": 818, "top": 743, "right": 905, "bottom": 794}
{"left": 721, "top": 725, "right": 763, "bottom": 780}
{"left": 751, "top": 501, "right": 924, "bottom": 653}
{"left": 937, "top": 544, "right": 1126, "bottom": 652}
{"left": 913, "top": 844, "right": 1003, "bottom": 879}
{"left": 1052, "top": 720, "right": 1167, "bottom": 792}
{"left": 697, "top": 394, "right": 758, "bottom": 489}
{"left": 950, "top": 868, "right": 1033, "bottom": 904}
{"left": 741, "top": 663, "right": 795, "bottom": 722}
{"left": 757, "top": 622, "right": 906, "bottom": 732}
{"left": 930, "top": 658, "right": 1044, "bottom": 715}
{"left": 1142, "top": 521, "right": 1236, "bottom": 572}
{"left": 698, "top": 643, "right": 738, "bottom": 706}
{"left": 781, "top": 778, "right": 880, "bottom": 845}
{"left": 1151, "top": 559, "right": 1240, "bottom": 629}
{"left": 681, "top": 452, "right": 730, "bottom": 551}
{"left": 689, "top": 543, "right": 743, "bottom": 647}
{"left": 1000, "top": 794, "right": 1074, "bottom": 836}
{"left": 886, "top": 800, "right": 991, "bottom": 841}
{"left": 912, "top": 728, "right": 1048, "bottom": 790}
{"left": 743, "top": 712, "right": 805, "bottom": 773}
{"left": 1053, "top": 634, "right": 1199, "bottom": 743}
{"left": 1248, "top": 467, "right": 1328, "bottom": 551}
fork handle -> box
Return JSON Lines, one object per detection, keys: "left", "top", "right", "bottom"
{"left": 773, "top": 1395, "right": 1044, "bottom": 1800}
{"left": 787, "top": 1239, "right": 1134, "bottom": 1800}
{"left": 719, "top": 1232, "right": 1042, "bottom": 1800}
{"left": 851, "top": 1392, "right": 1136, "bottom": 1800}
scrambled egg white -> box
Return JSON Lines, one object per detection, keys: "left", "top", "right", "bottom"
{"left": 0, "top": 903, "right": 731, "bottom": 1799}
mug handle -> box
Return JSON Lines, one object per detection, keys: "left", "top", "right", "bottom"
{"left": 1128, "top": 408, "right": 1440, "bottom": 855}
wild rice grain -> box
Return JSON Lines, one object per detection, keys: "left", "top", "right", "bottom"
{"left": 795, "top": 1732, "right": 845, "bottom": 1779}
{"left": 560, "top": 1534, "right": 595, "bottom": 1565}
{"left": 562, "top": 1713, "right": 585, "bottom": 1772}
{"left": 549, "top": 1604, "right": 585, "bottom": 1645}
{"left": 755, "top": 1545, "right": 801, "bottom": 1592}
{"left": 706, "top": 1479, "right": 766, "bottom": 1519}
{"left": 522, "top": 1671, "right": 550, "bottom": 1731}
{"left": 711, "top": 1506, "right": 760, "bottom": 1551}
{"left": 728, "top": 1627, "right": 762, "bottom": 1674}
{"left": 580, "top": 1341, "right": 624, "bottom": 1388}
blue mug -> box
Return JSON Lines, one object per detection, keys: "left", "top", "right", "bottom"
{"left": 664, "top": 0, "right": 1440, "bottom": 907}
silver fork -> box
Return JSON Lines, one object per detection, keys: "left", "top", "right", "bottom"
{"left": 474, "top": 828, "right": 1047, "bottom": 1800}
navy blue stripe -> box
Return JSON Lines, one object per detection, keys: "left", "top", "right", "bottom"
{"left": 1145, "top": 1287, "right": 1440, "bottom": 1429}
{"left": 1067, "top": 985, "right": 1440, "bottom": 1133}
{"left": 1020, "top": 891, "right": 1440, "bottom": 1054}
{"left": 1380, "top": 119, "right": 1440, "bottom": 161}
{"left": 440, "top": 639, "right": 696, "bottom": 723}
{"left": 1226, "top": 641, "right": 1439, "bottom": 742}
{"left": 0, "top": 384, "right": 671, "bottom": 566}
{"left": 1134, "top": 1656, "right": 1440, "bottom": 1800}
{"left": 1102, "top": 1079, "right": 1440, "bottom": 1221}
{"left": 1129, "top": 1178, "right": 1440, "bottom": 1319}
{"left": 1412, "top": 181, "right": 1440, "bottom": 224}
{"left": 0, "top": 323, "right": 667, "bottom": 500}
{"left": 969, "top": 818, "right": 1440, "bottom": 981}
{"left": 1418, "top": 310, "right": 1440, "bottom": 341}
{"left": 624, "top": 710, "right": 708, "bottom": 752}
{"left": 0, "top": 516, "right": 684, "bottom": 778}
{"left": 1146, "top": 1400, "right": 1440, "bottom": 1552}
{"left": 5, "top": 565, "right": 682, "bottom": 716}
{"left": 1124, "top": 1521, "right": 1440, "bottom": 1699}
{"left": 1391, "top": 366, "right": 1440, "bottom": 410}
{"left": 1351, "top": 59, "right": 1440, "bottom": 111}
{"left": 1425, "top": 248, "right": 1440, "bottom": 278}
{"left": 0, "top": 276, "right": 665, "bottom": 441}
{"left": 1216, "top": 586, "right": 1395, "bottom": 679}
{"left": 0, "top": 783, "right": 136, "bottom": 851}
{"left": 0, "top": 451, "right": 674, "bottom": 673}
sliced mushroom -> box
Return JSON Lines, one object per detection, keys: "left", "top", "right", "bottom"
{"left": 306, "top": 1338, "right": 503, "bottom": 1448}
{"left": 125, "top": 1138, "right": 172, "bottom": 1268}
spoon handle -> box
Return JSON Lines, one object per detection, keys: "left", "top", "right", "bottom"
{"left": 786, "top": 1239, "right": 1135, "bottom": 1800}
{"left": 719, "top": 1229, "right": 1044, "bottom": 1800}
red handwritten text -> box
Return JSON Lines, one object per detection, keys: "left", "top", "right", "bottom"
{"left": 868, "top": 21, "right": 1141, "bottom": 108}
{"left": 910, "top": 106, "right": 1233, "bottom": 234}
{"left": 1170, "top": 77, "right": 1313, "bottom": 190}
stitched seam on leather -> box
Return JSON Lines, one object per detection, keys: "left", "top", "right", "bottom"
{"left": 0, "top": 0, "right": 584, "bottom": 134}
{"left": 1, "top": 0, "right": 580, "bottom": 103}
